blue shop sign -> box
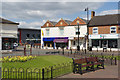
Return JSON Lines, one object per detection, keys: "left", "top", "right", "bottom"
{"left": 43, "top": 38, "right": 55, "bottom": 41}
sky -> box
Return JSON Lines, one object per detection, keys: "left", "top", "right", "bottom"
{"left": 0, "top": 0, "right": 120, "bottom": 29}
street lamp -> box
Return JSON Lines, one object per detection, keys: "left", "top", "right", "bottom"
{"left": 85, "top": 7, "right": 89, "bottom": 51}
{"left": 77, "top": 21, "right": 80, "bottom": 51}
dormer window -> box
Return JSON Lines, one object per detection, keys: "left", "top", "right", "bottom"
{"left": 60, "top": 22, "right": 63, "bottom": 25}
{"left": 110, "top": 26, "right": 116, "bottom": 33}
{"left": 46, "top": 23, "right": 49, "bottom": 27}
{"left": 93, "top": 27, "right": 98, "bottom": 34}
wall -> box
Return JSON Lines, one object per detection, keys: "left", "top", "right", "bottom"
{"left": 1, "top": 24, "right": 18, "bottom": 38}
{"left": 42, "top": 25, "right": 87, "bottom": 38}
{"left": 18, "top": 29, "right": 41, "bottom": 43}
{"left": 89, "top": 25, "right": 119, "bottom": 35}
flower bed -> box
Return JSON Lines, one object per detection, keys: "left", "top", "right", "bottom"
{"left": 0, "top": 55, "right": 36, "bottom": 62}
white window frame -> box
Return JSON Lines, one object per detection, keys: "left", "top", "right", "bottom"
{"left": 59, "top": 27, "right": 64, "bottom": 36}
{"left": 93, "top": 27, "right": 98, "bottom": 34}
{"left": 110, "top": 26, "right": 116, "bottom": 34}
{"left": 46, "top": 29, "right": 49, "bottom": 36}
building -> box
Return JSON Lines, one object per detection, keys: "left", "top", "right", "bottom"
{"left": 0, "top": 17, "right": 19, "bottom": 50}
{"left": 41, "top": 17, "right": 88, "bottom": 50}
{"left": 88, "top": 11, "right": 120, "bottom": 51}
{"left": 18, "top": 28, "right": 41, "bottom": 46}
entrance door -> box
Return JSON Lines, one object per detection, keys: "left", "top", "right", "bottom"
{"left": 101, "top": 40, "right": 107, "bottom": 47}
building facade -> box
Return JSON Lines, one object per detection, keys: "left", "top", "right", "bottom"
{"left": 0, "top": 17, "right": 19, "bottom": 50}
{"left": 18, "top": 28, "right": 41, "bottom": 46}
{"left": 88, "top": 12, "right": 120, "bottom": 51}
{"left": 41, "top": 17, "right": 88, "bottom": 50}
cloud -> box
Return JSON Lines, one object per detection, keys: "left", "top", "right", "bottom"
{"left": 2, "top": 2, "right": 103, "bottom": 20}
{"left": 98, "top": 9, "right": 119, "bottom": 16}
{"left": 2, "top": 0, "right": 119, "bottom": 2}
{"left": 18, "top": 21, "right": 45, "bottom": 29}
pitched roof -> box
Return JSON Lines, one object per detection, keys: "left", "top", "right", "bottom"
{"left": 49, "top": 21, "right": 57, "bottom": 26}
{"left": 88, "top": 14, "right": 120, "bottom": 26}
{"left": 0, "top": 17, "right": 19, "bottom": 25}
{"left": 64, "top": 20, "right": 72, "bottom": 24}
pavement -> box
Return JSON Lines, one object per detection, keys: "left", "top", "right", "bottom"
{"left": 58, "top": 65, "right": 118, "bottom": 78}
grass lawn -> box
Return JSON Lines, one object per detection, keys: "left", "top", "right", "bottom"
{"left": 2, "top": 55, "right": 72, "bottom": 69}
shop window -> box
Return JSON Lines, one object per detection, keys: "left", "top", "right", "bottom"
{"left": 32, "top": 34, "right": 35, "bottom": 38}
{"left": 75, "top": 28, "right": 80, "bottom": 35}
{"left": 110, "top": 26, "right": 116, "bottom": 33}
{"left": 92, "top": 40, "right": 99, "bottom": 48}
{"left": 26, "top": 34, "right": 30, "bottom": 38}
{"left": 73, "top": 41, "right": 75, "bottom": 45}
{"left": 93, "top": 27, "right": 98, "bottom": 34}
{"left": 37, "top": 34, "right": 40, "bottom": 38}
{"left": 108, "top": 39, "right": 117, "bottom": 48}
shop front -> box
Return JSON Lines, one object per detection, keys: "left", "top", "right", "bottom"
{"left": 43, "top": 37, "right": 68, "bottom": 49}
{"left": 89, "top": 34, "right": 120, "bottom": 51}
{"left": 2, "top": 38, "right": 17, "bottom": 50}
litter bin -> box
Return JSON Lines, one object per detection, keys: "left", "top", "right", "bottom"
{"left": 89, "top": 47, "right": 92, "bottom": 51}
{"left": 103, "top": 47, "right": 107, "bottom": 52}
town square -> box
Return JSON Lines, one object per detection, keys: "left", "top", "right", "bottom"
{"left": 0, "top": 0, "right": 120, "bottom": 80}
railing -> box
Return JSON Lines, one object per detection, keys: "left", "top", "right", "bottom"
{"left": 2, "top": 62, "right": 73, "bottom": 79}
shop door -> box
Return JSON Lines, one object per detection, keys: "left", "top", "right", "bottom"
{"left": 101, "top": 40, "right": 107, "bottom": 48}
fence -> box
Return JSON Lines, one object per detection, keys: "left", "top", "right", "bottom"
{"left": 58, "top": 49, "right": 119, "bottom": 65}
{"left": 2, "top": 62, "right": 73, "bottom": 79}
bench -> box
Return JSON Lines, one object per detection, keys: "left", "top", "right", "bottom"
{"left": 72, "top": 57, "right": 104, "bottom": 75}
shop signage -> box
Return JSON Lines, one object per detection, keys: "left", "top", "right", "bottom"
{"left": 69, "top": 36, "right": 74, "bottom": 40}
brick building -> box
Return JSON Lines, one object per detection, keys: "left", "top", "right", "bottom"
{"left": 88, "top": 11, "right": 120, "bottom": 51}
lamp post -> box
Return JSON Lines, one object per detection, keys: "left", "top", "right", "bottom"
{"left": 85, "top": 7, "right": 89, "bottom": 51}
{"left": 77, "top": 22, "right": 80, "bottom": 51}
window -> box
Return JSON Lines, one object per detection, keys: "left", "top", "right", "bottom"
{"left": 75, "top": 28, "right": 80, "bottom": 35}
{"left": 73, "top": 41, "right": 75, "bottom": 45}
{"left": 46, "top": 29, "right": 49, "bottom": 36}
{"left": 92, "top": 40, "right": 99, "bottom": 47}
{"left": 26, "top": 34, "right": 30, "bottom": 38}
{"left": 93, "top": 27, "right": 98, "bottom": 34}
{"left": 32, "top": 34, "right": 35, "bottom": 38}
{"left": 37, "top": 34, "right": 40, "bottom": 38}
{"left": 110, "top": 26, "right": 116, "bottom": 33}
{"left": 108, "top": 39, "right": 118, "bottom": 48}
{"left": 60, "top": 28, "right": 64, "bottom": 36}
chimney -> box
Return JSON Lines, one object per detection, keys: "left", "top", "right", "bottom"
{"left": 91, "top": 11, "right": 95, "bottom": 18}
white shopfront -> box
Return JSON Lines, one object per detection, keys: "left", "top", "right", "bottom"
{"left": 89, "top": 34, "right": 120, "bottom": 51}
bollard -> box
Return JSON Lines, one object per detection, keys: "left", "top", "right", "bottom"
{"left": 74, "top": 52, "right": 75, "bottom": 58}
{"left": 111, "top": 58, "right": 113, "bottom": 65}
{"left": 62, "top": 48, "right": 64, "bottom": 55}
{"left": 97, "top": 47, "right": 98, "bottom": 52}
{"left": 30, "top": 47, "right": 32, "bottom": 55}
{"left": 85, "top": 49, "right": 86, "bottom": 54}
{"left": 110, "top": 47, "right": 111, "bottom": 52}
{"left": 115, "top": 57, "right": 117, "bottom": 65}
{"left": 70, "top": 49, "right": 72, "bottom": 54}
{"left": 24, "top": 47, "right": 26, "bottom": 56}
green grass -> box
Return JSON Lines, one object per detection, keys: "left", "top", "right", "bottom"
{"left": 2, "top": 55, "right": 72, "bottom": 69}
{"left": 2, "top": 55, "right": 73, "bottom": 79}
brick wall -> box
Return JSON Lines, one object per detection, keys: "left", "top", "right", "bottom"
{"left": 55, "top": 19, "right": 68, "bottom": 27}
{"left": 89, "top": 25, "right": 119, "bottom": 35}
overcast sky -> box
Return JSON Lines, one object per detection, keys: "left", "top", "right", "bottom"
{"left": 1, "top": 0, "right": 120, "bottom": 29}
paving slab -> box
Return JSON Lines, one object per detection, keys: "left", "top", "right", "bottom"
{"left": 58, "top": 65, "right": 118, "bottom": 78}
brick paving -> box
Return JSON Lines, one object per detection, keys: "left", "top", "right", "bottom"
{"left": 58, "top": 65, "right": 118, "bottom": 78}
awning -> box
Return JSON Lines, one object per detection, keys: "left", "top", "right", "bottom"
{"left": 53, "top": 39, "right": 68, "bottom": 43}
